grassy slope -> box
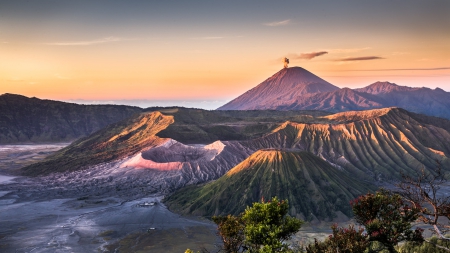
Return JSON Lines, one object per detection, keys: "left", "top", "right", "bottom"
{"left": 165, "top": 150, "right": 376, "bottom": 221}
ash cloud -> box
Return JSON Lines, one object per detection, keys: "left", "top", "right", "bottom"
{"left": 290, "top": 51, "right": 328, "bottom": 60}
{"left": 352, "top": 67, "right": 450, "bottom": 71}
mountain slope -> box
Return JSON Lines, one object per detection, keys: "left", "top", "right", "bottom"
{"left": 0, "top": 93, "right": 142, "bottom": 143}
{"left": 356, "top": 82, "right": 450, "bottom": 119}
{"left": 217, "top": 68, "right": 450, "bottom": 120}
{"left": 21, "top": 107, "right": 450, "bottom": 190}
{"left": 21, "top": 111, "right": 174, "bottom": 176}
{"left": 279, "top": 88, "right": 386, "bottom": 111}
{"left": 20, "top": 108, "right": 325, "bottom": 176}
{"left": 242, "top": 108, "right": 450, "bottom": 181}
{"left": 218, "top": 67, "right": 339, "bottom": 110}
{"left": 152, "top": 107, "right": 331, "bottom": 144}
{"left": 165, "top": 150, "right": 376, "bottom": 220}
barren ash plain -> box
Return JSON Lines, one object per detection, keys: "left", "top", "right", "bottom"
{"left": 0, "top": 144, "right": 225, "bottom": 253}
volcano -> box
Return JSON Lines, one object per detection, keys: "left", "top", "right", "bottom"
{"left": 217, "top": 67, "right": 450, "bottom": 119}
{"left": 217, "top": 67, "right": 339, "bottom": 110}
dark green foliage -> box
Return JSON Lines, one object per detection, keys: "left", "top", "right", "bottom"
{"left": 242, "top": 197, "right": 303, "bottom": 252}
{"left": 212, "top": 215, "right": 245, "bottom": 253}
{"left": 351, "top": 190, "right": 423, "bottom": 253}
{"left": 305, "top": 224, "right": 368, "bottom": 253}
{"left": 213, "top": 197, "right": 302, "bottom": 253}
{"left": 306, "top": 190, "right": 424, "bottom": 253}
{"left": 400, "top": 237, "right": 450, "bottom": 253}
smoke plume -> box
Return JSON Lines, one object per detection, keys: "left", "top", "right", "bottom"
{"left": 283, "top": 57, "right": 289, "bottom": 68}
{"left": 295, "top": 51, "right": 328, "bottom": 60}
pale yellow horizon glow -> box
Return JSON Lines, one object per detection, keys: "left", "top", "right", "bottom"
{"left": 1, "top": 1, "right": 449, "bottom": 104}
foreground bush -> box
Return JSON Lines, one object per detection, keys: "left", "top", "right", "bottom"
{"left": 213, "top": 197, "right": 303, "bottom": 253}
{"left": 306, "top": 190, "right": 423, "bottom": 253}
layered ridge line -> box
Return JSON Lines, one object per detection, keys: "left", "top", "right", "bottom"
{"left": 21, "top": 107, "right": 450, "bottom": 192}
{"left": 243, "top": 108, "right": 450, "bottom": 180}
{"left": 165, "top": 149, "right": 376, "bottom": 221}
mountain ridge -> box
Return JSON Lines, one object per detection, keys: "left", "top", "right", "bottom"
{"left": 21, "top": 107, "right": 450, "bottom": 186}
{"left": 0, "top": 93, "right": 143, "bottom": 143}
{"left": 21, "top": 111, "right": 174, "bottom": 176}
{"left": 218, "top": 67, "right": 450, "bottom": 119}
{"left": 165, "top": 149, "right": 376, "bottom": 220}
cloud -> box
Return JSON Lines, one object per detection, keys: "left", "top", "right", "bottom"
{"left": 326, "top": 47, "right": 371, "bottom": 54}
{"left": 45, "top": 36, "right": 133, "bottom": 46}
{"left": 291, "top": 51, "right": 328, "bottom": 60}
{"left": 264, "top": 19, "right": 291, "bottom": 27}
{"left": 352, "top": 67, "right": 450, "bottom": 71}
{"left": 335, "top": 56, "right": 384, "bottom": 62}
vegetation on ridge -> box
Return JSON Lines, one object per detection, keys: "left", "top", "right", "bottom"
{"left": 165, "top": 150, "right": 376, "bottom": 220}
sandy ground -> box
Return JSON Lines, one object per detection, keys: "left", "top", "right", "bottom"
{"left": 0, "top": 144, "right": 68, "bottom": 175}
{"left": 0, "top": 145, "right": 219, "bottom": 253}
{"left": 0, "top": 194, "right": 217, "bottom": 253}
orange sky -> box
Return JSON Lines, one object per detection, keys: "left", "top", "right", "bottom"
{"left": 1, "top": 1, "right": 449, "bottom": 108}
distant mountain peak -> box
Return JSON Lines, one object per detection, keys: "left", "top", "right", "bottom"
{"left": 0, "top": 93, "right": 30, "bottom": 99}
{"left": 218, "top": 67, "right": 339, "bottom": 110}
{"left": 370, "top": 81, "right": 398, "bottom": 86}
{"left": 356, "top": 81, "right": 409, "bottom": 94}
